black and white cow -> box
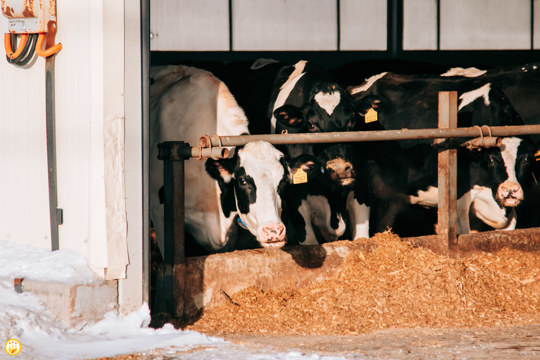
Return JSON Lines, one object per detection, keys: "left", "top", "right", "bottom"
{"left": 150, "top": 65, "right": 288, "bottom": 254}
{"left": 349, "top": 71, "right": 533, "bottom": 235}
{"left": 282, "top": 154, "right": 347, "bottom": 245}
{"left": 259, "top": 60, "right": 370, "bottom": 240}
{"left": 440, "top": 63, "right": 540, "bottom": 229}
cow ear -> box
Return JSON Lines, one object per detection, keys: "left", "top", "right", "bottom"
{"left": 205, "top": 158, "right": 235, "bottom": 184}
{"left": 355, "top": 95, "right": 382, "bottom": 116}
{"left": 274, "top": 105, "right": 305, "bottom": 129}
{"left": 205, "top": 158, "right": 237, "bottom": 216}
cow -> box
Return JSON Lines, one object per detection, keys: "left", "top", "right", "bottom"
{"left": 150, "top": 65, "right": 288, "bottom": 254}
{"left": 282, "top": 154, "right": 347, "bottom": 245}
{"left": 349, "top": 71, "right": 533, "bottom": 236}
{"left": 440, "top": 63, "right": 540, "bottom": 229}
{"left": 253, "top": 59, "right": 370, "bottom": 240}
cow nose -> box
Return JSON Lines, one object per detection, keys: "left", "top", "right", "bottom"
{"left": 259, "top": 222, "right": 286, "bottom": 248}
{"left": 326, "top": 159, "right": 355, "bottom": 185}
{"left": 497, "top": 181, "right": 523, "bottom": 207}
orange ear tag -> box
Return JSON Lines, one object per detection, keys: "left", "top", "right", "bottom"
{"left": 293, "top": 168, "right": 308, "bottom": 184}
{"left": 365, "top": 108, "right": 378, "bottom": 123}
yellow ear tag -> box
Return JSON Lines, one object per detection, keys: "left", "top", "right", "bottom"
{"left": 293, "top": 168, "right": 308, "bottom": 184}
{"left": 535, "top": 149, "right": 540, "bottom": 161}
{"left": 365, "top": 108, "right": 378, "bottom": 123}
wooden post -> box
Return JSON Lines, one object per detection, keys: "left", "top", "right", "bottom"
{"left": 436, "top": 92, "right": 458, "bottom": 255}
{"left": 156, "top": 141, "right": 189, "bottom": 317}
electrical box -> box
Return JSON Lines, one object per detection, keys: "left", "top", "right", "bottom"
{"left": 1, "top": 0, "right": 57, "bottom": 33}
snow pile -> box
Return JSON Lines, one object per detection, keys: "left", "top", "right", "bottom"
{"left": 0, "top": 239, "right": 347, "bottom": 360}
{"left": 0, "top": 240, "right": 98, "bottom": 285}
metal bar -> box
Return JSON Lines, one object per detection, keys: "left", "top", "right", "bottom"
{"left": 196, "top": 124, "right": 540, "bottom": 152}
{"left": 45, "top": 30, "right": 60, "bottom": 251}
{"left": 436, "top": 92, "right": 458, "bottom": 253}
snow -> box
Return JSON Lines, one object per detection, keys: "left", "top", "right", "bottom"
{"left": 0, "top": 240, "right": 347, "bottom": 360}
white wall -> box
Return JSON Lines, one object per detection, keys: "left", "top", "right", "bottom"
{"left": 0, "top": 0, "right": 143, "bottom": 312}
{"left": 0, "top": 59, "right": 50, "bottom": 249}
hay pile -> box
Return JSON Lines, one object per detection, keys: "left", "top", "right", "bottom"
{"left": 185, "top": 231, "right": 540, "bottom": 335}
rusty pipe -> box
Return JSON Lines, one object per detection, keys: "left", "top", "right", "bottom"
{"left": 198, "top": 125, "right": 540, "bottom": 149}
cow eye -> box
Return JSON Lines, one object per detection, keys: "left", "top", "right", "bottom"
{"left": 307, "top": 122, "right": 320, "bottom": 132}
{"left": 238, "top": 177, "right": 248, "bottom": 186}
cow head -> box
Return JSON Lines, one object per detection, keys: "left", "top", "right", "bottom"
{"left": 273, "top": 83, "right": 356, "bottom": 134}
{"left": 488, "top": 137, "right": 533, "bottom": 207}
{"left": 206, "top": 141, "right": 288, "bottom": 248}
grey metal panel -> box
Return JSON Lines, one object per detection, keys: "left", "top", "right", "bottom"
{"left": 403, "top": 0, "right": 437, "bottom": 50}
{"left": 340, "top": 0, "right": 387, "bottom": 50}
{"left": 440, "top": 0, "right": 531, "bottom": 50}
{"left": 232, "top": 0, "right": 337, "bottom": 51}
{"left": 150, "top": 0, "right": 229, "bottom": 51}
{"left": 535, "top": 0, "right": 540, "bottom": 49}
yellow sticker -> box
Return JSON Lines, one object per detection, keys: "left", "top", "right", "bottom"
{"left": 5, "top": 339, "right": 21, "bottom": 356}
{"left": 365, "top": 108, "right": 378, "bottom": 123}
{"left": 293, "top": 168, "right": 308, "bottom": 184}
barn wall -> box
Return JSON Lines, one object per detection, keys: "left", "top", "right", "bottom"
{"left": 151, "top": 0, "right": 538, "bottom": 52}
{"left": 0, "top": 0, "right": 143, "bottom": 308}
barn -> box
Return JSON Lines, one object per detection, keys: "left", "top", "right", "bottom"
{"left": 1, "top": 0, "right": 540, "bottom": 331}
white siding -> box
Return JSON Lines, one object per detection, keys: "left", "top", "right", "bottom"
{"left": 340, "top": 0, "right": 387, "bottom": 50}
{"left": 1, "top": 0, "right": 138, "bottom": 289}
{"left": 233, "top": 0, "right": 337, "bottom": 51}
{"left": 150, "top": 0, "right": 230, "bottom": 51}
{"left": 441, "top": 0, "right": 531, "bottom": 50}
{"left": 0, "top": 62, "right": 49, "bottom": 249}
{"left": 403, "top": 0, "right": 437, "bottom": 50}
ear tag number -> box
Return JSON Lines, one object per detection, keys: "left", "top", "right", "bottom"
{"left": 365, "top": 108, "right": 378, "bottom": 123}
{"left": 293, "top": 168, "right": 308, "bottom": 184}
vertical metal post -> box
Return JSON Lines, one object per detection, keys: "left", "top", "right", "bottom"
{"left": 436, "top": 92, "right": 458, "bottom": 253}
{"left": 45, "top": 22, "right": 61, "bottom": 251}
{"left": 157, "top": 141, "right": 189, "bottom": 317}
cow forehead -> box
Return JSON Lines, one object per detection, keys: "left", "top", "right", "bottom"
{"left": 499, "top": 137, "right": 523, "bottom": 181}
{"left": 314, "top": 91, "right": 341, "bottom": 116}
{"left": 237, "top": 141, "right": 285, "bottom": 181}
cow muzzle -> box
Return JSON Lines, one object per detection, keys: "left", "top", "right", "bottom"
{"left": 496, "top": 181, "right": 524, "bottom": 207}
{"left": 258, "top": 222, "right": 287, "bottom": 248}
{"left": 326, "top": 159, "right": 355, "bottom": 186}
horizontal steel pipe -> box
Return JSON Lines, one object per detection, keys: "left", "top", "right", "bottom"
{"left": 201, "top": 124, "right": 540, "bottom": 148}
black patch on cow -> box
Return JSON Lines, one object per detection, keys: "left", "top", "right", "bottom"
{"left": 233, "top": 167, "right": 257, "bottom": 214}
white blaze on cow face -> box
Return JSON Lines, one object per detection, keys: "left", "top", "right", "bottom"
{"left": 314, "top": 90, "right": 341, "bottom": 116}
{"left": 458, "top": 83, "right": 491, "bottom": 111}
{"left": 236, "top": 141, "right": 287, "bottom": 248}
{"left": 497, "top": 137, "right": 524, "bottom": 207}
{"left": 270, "top": 61, "right": 308, "bottom": 133}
